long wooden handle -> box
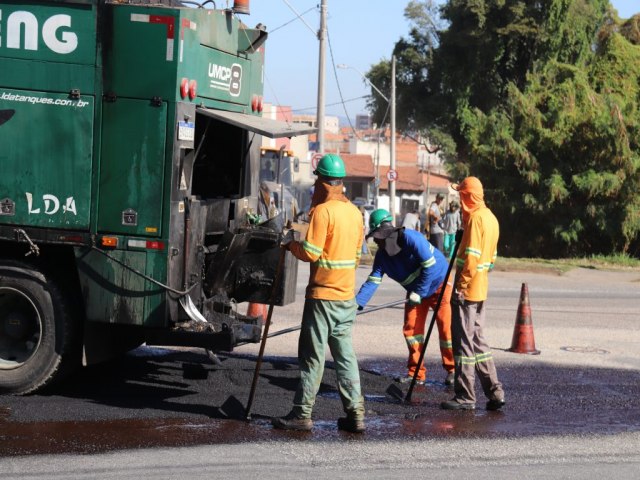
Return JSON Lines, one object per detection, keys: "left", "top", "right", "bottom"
{"left": 244, "top": 247, "right": 287, "bottom": 420}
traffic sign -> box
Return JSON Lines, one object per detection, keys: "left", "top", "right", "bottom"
{"left": 386, "top": 169, "right": 398, "bottom": 182}
{"left": 311, "top": 152, "right": 323, "bottom": 170}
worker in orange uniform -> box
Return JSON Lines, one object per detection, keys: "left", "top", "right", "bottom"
{"left": 271, "top": 154, "right": 366, "bottom": 433}
{"left": 441, "top": 176, "right": 505, "bottom": 411}
{"left": 356, "top": 209, "right": 455, "bottom": 387}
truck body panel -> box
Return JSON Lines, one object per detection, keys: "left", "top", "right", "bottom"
{"left": 0, "top": 88, "right": 94, "bottom": 228}
{"left": 0, "top": 0, "right": 315, "bottom": 394}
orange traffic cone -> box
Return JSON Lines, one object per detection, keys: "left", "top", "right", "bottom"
{"left": 508, "top": 283, "right": 540, "bottom": 355}
{"left": 246, "top": 302, "right": 268, "bottom": 325}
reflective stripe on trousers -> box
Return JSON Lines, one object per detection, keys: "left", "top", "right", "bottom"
{"left": 403, "top": 281, "right": 454, "bottom": 381}
{"left": 451, "top": 299, "right": 504, "bottom": 404}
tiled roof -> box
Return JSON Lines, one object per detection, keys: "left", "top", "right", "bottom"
{"left": 342, "top": 154, "right": 375, "bottom": 179}
{"left": 379, "top": 166, "right": 452, "bottom": 192}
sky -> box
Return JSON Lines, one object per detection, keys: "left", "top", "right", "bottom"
{"left": 242, "top": 1, "right": 638, "bottom": 122}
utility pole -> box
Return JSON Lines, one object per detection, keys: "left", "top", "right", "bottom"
{"left": 375, "top": 130, "right": 381, "bottom": 209}
{"left": 389, "top": 55, "right": 396, "bottom": 224}
{"left": 316, "top": 0, "right": 327, "bottom": 154}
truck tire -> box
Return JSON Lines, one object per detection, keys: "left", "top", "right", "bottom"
{"left": 0, "top": 262, "right": 76, "bottom": 394}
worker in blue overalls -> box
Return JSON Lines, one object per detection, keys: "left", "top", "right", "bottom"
{"left": 356, "top": 209, "right": 455, "bottom": 386}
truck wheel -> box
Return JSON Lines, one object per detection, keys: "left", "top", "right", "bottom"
{"left": 0, "top": 262, "right": 75, "bottom": 394}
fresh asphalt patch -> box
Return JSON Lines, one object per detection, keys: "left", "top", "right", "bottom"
{"left": 1, "top": 345, "right": 639, "bottom": 453}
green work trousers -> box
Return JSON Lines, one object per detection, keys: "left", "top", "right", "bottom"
{"left": 292, "top": 298, "right": 365, "bottom": 420}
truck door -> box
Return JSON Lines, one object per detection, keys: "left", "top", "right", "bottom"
{"left": 97, "top": 99, "right": 167, "bottom": 236}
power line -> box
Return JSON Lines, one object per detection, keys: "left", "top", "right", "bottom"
{"left": 280, "top": 0, "right": 317, "bottom": 36}
{"left": 269, "top": 6, "right": 317, "bottom": 34}
{"left": 289, "top": 95, "right": 368, "bottom": 113}
{"left": 326, "top": 27, "right": 362, "bottom": 140}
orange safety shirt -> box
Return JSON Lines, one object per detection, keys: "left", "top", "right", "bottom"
{"left": 289, "top": 200, "right": 363, "bottom": 301}
{"left": 455, "top": 206, "right": 499, "bottom": 302}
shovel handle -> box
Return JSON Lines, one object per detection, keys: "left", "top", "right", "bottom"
{"left": 405, "top": 236, "right": 462, "bottom": 402}
{"left": 244, "top": 246, "right": 287, "bottom": 420}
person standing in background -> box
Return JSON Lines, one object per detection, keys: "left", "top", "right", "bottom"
{"left": 428, "top": 193, "right": 445, "bottom": 253}
{"left": 441, "top": 202, "right": 461, "bottom": 259}
{"left": 359, "top": 205, "right": 371, "bottom": 255}
{"left": 402, "top": 208, "right": 421, "bottom": 231}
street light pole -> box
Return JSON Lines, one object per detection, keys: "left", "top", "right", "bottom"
{"left": 336, "top": 64, "right": 389, "bottom": 103}
{"left": 337, "top": 62, "right": 394, "bottom": 216}
{"left": 316, "top": 0, "right": 327, "bottom": 154}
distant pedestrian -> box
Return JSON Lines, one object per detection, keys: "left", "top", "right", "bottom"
{"left": 402, "top": 208, "right": 421, "bottom": 231}
{"left": 441, "top": 202, "right": 461, "bottom": 259}
{"left": 428, "top": 193, "right": 445, "bottom": 253}
{"left": 272, "top": 154, "right": 366, "bottom": 433}
{"left": 359, "top": 205, "right": 370, "bottom": 255}
{"left": 441, "top": 176, "right": 505, "bottom": 411}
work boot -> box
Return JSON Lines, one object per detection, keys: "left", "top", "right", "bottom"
{"left": 440, "top": 399, "right": 475, "bottom": 410}
{"left": 486, "top": 398, "right": 506, "bottom": 411}
{"left": 444, "top": 371, "right": 455, "bottom": 386}
{"left": 337, "top": 417, "right": 366, "bottom": 434}
{"left": 271, "top": 412, "right": 313, "bottom": 431}
{"left": 394, "top": 375, "right": 424, "bottom": 385}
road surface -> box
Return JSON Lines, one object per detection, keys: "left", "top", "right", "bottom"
{"left": 0, "top": 262, "right": 638, "bottom": 478}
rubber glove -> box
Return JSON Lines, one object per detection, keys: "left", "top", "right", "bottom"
{"left": 452, "top": 289, "right": 465, "bottom": 305}
{"left": 280, "top": 229, "right": 295, "bottom": 249}
{"left": 408, "top": 292, "right": 421, "bottom": 306}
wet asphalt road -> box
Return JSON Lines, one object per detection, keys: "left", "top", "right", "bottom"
{"left": 0, "top": 346, "right": 639, "bottom": 457}
{"left": 0, "top": 263, "right": 639, "bottom": 477}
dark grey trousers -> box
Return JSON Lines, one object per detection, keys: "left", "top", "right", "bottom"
{"left": 451, "top": 299, "right": 504, "bottom": 405}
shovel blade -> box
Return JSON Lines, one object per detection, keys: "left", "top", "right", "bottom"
{"left": 385, "top": 384, "right": 404, "bottom": 402}
{"left": 220, "top": 395, "right": 247, "bottom": 420}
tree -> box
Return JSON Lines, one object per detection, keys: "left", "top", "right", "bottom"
{"left": 460, "top": 5, "right": 640, "bottom": 256}
{"left": 367, "top": 1, "right": 640, "bottom": 256}
{"left": 367, "top": 1, "right": 442, "bottom": 131}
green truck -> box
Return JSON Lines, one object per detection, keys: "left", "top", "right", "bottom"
{"left": 0, "top": 0, "right": 313, "bottom": 394}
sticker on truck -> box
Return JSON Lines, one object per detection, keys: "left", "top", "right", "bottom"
{"left": 178, "top": 120, "right": 194, "bottom": 141}
{"left": 208, "top": 62, "right": 242, "bottom": 97}
{"left": 0, "top": 91, "right": 89, "bottom": 108}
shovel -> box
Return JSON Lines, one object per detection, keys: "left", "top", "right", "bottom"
{"left": 244, "top": 246, "right": 287, "bottom": 420}
{"left": 405, "top": 235, "right": 462, "bottom": 402}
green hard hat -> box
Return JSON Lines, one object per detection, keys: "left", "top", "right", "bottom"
{"left": 314, "top": 153, "right": 346, "bottom": 178}
{"left": 369, "top": 208, "right": 393, "bottom": 232}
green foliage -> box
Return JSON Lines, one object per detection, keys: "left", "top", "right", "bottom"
{"left": 370, "top": 0, "right": 640, "bottom": 257}
{"left": 494, "top": 253, "right": 640, "bottom": 273}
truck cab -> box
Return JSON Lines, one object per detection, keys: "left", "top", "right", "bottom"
{"left": 258, "top": 146, "right": 301, "bottom": 223}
